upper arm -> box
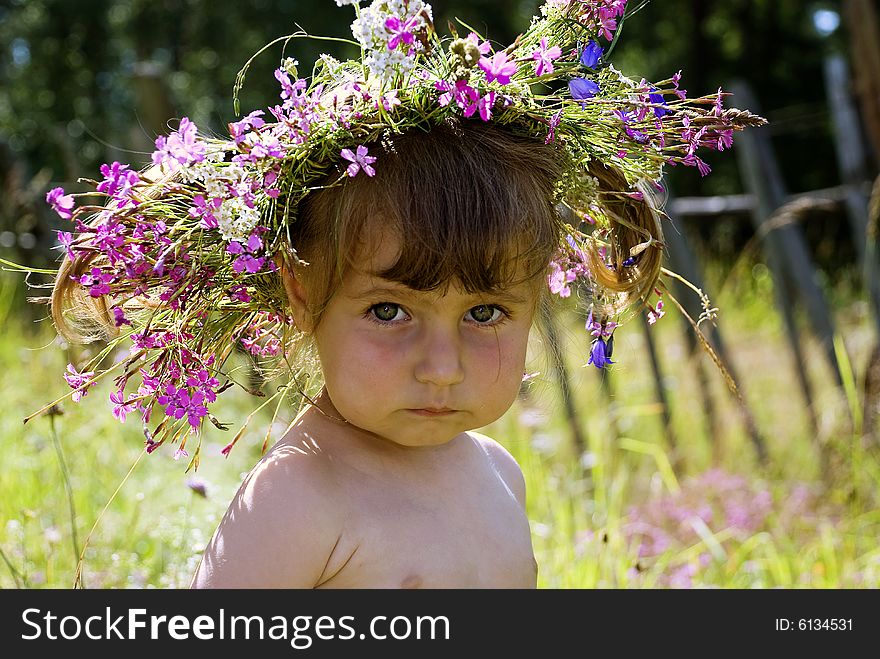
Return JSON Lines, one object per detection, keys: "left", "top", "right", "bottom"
{"left": 471, "top": 432, "right": 528, "bottom": 509}
{"left": 191, "top": 447, "right": 341, "bottom": 589}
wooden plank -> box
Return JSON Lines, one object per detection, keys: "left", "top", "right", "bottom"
{"left": 843, "top": 0, "right": 880, "bottom": 165}
{"left": 730, "top": 81, "right": 846, "bottom": 396}
{"left": 823, "top": 53, "right": 880, "bottom": 331}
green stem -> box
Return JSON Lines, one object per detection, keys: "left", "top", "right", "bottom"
{"left": 48, "top": 413, "right": 82, "bottom": 585}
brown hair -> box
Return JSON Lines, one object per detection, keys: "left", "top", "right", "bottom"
{"left": 281, "top": 117, "right": 663, "bottom": 328}
{"left": 284, "top": 118, "right": 566, "bottom": 326}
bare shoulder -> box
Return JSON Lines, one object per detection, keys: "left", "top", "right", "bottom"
{"left": 191, "top": 432, "right": 343, "bottom": 588}
{"left": 467, "top": 431, "right": 527, "bottom": 508}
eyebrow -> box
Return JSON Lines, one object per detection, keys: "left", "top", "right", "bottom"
{"left": 350, "top": 283, "right": 529, "bottom": 306}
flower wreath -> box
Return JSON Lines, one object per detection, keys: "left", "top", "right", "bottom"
{"left": 36, "top": 0, "right": 763, "bottom": 466}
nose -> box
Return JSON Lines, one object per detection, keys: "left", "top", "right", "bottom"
{"left": 413, "top": 325, "right": 465, "bottom": 387}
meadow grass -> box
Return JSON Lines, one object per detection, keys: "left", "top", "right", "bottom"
{"left": 0, "top": 266, "right": 878, "bottom": 589}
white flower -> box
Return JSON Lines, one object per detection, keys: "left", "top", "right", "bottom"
{"left": 350, "top": 0, "right": 433, "bottom": 82}
{"left": 217, "top": 197, "right": 261, "bottom": 241}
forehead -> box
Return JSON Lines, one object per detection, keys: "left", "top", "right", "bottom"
{"left": 345, "top": 224, "right": 541, "bottom": 304}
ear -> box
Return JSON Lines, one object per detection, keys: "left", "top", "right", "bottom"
{"left": 276, "top": 256, "right": 314, "bottom": 333}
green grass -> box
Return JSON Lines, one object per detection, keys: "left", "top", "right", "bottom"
{"left": 1, "top": 267, "right": 878, "bottom": 589}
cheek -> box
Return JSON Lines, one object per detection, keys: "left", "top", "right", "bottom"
{"left": 315, "top": 329, "right": 404, "bottom": 401}
{"left": 468, "top": 330, "right": 530, "bottom": 403}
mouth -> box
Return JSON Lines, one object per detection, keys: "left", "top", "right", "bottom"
{"left": 407, "top": 408, "right": 458, "bottom": 417}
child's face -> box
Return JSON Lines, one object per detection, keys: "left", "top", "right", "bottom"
{"left": 306, "top": 229, "right": 541, "bottom": 448}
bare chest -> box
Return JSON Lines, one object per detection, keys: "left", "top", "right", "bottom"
{"left": 316, "top": 471, "right": 536, "bottom": 588}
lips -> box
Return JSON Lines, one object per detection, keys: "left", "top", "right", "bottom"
{"left": 407, "top": 407, "right": 457, "bottom": 417}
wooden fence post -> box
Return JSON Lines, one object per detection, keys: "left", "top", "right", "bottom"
{"left": 730, "top": 80, "right": 848, "bottom": 474}
{"left": 823, "top": 53, "right": 880, "bottom": 330}
{"left": 843, "top": 0, "right": 880, "bottom": 167}
{"left": 662, "top": 201, "right": 768, "bottom": 464}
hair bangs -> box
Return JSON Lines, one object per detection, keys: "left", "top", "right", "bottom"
{"left": 340, "top": 119, "right": 564, "bottom": 293}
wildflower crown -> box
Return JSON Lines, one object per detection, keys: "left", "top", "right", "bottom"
{"left": 43, "top": 0, "right": 764, "bottom": 465}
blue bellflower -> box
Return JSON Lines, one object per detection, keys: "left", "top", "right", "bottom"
{"left": 579, "top": 40, "right": 604, "bottom": 69}
{"left": 649, "top": 87, "right": 669, "bottom": 118}
{"left": 569, "top": 78, "right": 600, "bottom": 106}
{"left": 588, "top": 335, "right": 615, "bottom": 369}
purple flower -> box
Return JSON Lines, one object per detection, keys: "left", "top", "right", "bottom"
{"left": 189, "top": 195, "right": 221, "bottom": 230}
{"left": 232, "top": 254, "right": 266, "bottom": 274}
{"left": 588, "top": 336, "right": 614, "bottom": 369}
{"left": 545, "top": 110, "right": 563, "bottom": 145}
{"left": 228, "top": 285, "right": 251, "bottom": 303}
{"left": 647, "top": 299, "right": 665, "bottom": 325}
{"left": 56, "top": 230, "right": 75, "bottom": 259}
{"left": 76, "top": 267, "right": 114, "bottom": 297}
{"left": 96, "top": 162, "right": 140, "bottom": 203}
{"left": 110, "top": 389, "right": 138, "bottom": 423}
{"left": 246, "top": 232, "right": 263, "bottom": 253}
{"left": 579, "top": 40, "right": 603, "bottom": 69}
{"left": 467, "top": 32, "right": 492, "bottom": 56}
{"left": 615, "top": 109, "right": 650, "bottom": 144}
{"left": 64, "top": 364, "right": 96, "bottom": 402}
{"left": 436, "top": 79, "right": 480, "bottom": 115}
{"left": 46, "top": 187, "right": 75, "bottom": 219}
{"left": 477, "top": 91, "right": 496, "bottom": 122}
{"left": 151, "top": 117, "right": 206, "bottom": 168}
{"left": 341, "top": 145, "right": 377, "bottom": 177}
{"left": 569, "top": 78, "right": 600, "bottom": 105}
{"left": 479, "top": 51, "right": 518, "bottom": 86}
{"left": 532, "top": 37, "right": 562, "bottom": 77}
{"left": 672, "top": 70, "right": 688, "bottom": 100}
{"left": 228, "top": 110, "right": 265, "bottom": 145}
{"left": 385, "top": 15, "right": 420, "bottom": 50}
{"left": 112, "top": 306, "right": 131, "bottom": 327}
{"left": 182, "top": 391, "right": 209, "bottom": 428}
{"left": 227, "top": 230, "right": 267, "bottom": 274}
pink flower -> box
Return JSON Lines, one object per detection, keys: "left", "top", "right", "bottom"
{"left": 112, "top": 306, "right": 131, "bottom": 327}
{"left": 228, "top": 110, "right": 265, "bottom": 145}
{"left": 341, "top": 145, "right": 377, "bottom": 177}
{"left": 477, "top": 91, "right": 496, "bottom": 122}
{"left": 56, "top": 230, "right": 75, "bottom": 259}
{"left": 75, "top": 266, "right": 114, "bottom": 297}
{"left": 46, "top": 187, "right": 75, "bottom": 219}
{"left": 376, "top": 90, "right": 401, "bottom": 112}
{"left": 647, "top": 299, "right": 665, "bottom": 325}
{"left": 96, "top": 162, "right": 140, "bottom": 203}
{"left": 548, "top": 262, "right": 576, "bottom": 298}
{"left": 64, "top": 364, "right": 96, "bottom": 402}
{"left": 545, "top": 110, "right": 563, "bottom": 145}
{"left": 384, "top": 15, "right": 420, "bottom": 50}
{"left": 479, "top": 51, "right": 518, "bottom": 86}
{"left": 151, "top": 117, "right": 206, "bottom": 168}
{"left": 467, "top": 32, "right": 492, "bottom": 55}
{"left": 532, "top": 37, "right": 562, "bottom": 77}
{"left": 110, "top": 389, "right": 138, "bottom": 422}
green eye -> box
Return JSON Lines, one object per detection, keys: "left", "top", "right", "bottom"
{"left": 371, "top": 303, "right": 402, "bottom": 322}
{"left": 468, "top": 305, "right": 502, "bottom": 324}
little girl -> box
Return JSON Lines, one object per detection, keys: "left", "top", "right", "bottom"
{"left": 42, "top": 0, "right": 760, "bottom": 588}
